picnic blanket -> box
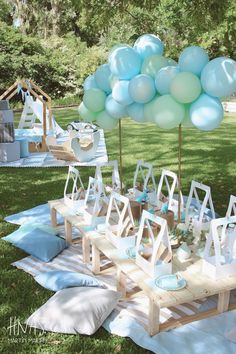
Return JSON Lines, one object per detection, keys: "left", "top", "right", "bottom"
{"left": 0, "top": 129, "right": 108, "bottom": 167}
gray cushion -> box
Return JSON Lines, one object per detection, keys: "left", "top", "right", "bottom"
{"left": 26, "top": 287, "right": 121, "bottom": 335}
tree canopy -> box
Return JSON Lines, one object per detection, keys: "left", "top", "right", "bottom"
{"left": 0, "top": 0, "right": 235, "bottom": 98}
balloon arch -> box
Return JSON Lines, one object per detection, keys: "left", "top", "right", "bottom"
{"left": 79, "top": 34, "right": 236, "bottom": 218}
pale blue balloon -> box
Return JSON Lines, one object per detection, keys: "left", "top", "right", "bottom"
{"left": 155, "top": 66, "right": 180, "bottom": 95}
{"left": 127, "top": 103, "right": 145, "bottom": 123}
{"left": 109, "top": 46, "right": 142, "bottom": 80}
{"left": 134, "top": 34, "right": 164, "bottom": 59}
{"left": 83, "top": 75, "right": 98, "bottom": 90}
{"left": 201, "top": 57, "right": 236, "bottom": 98}
{"left": 179, "top": 46, "right": 209, "bottom": 76}
{"left": 95, "top": 64, "right": 112, "bottom": 93}
{"left": 112, "top": 80, "right": 133, "bottom": 106}
{"left": 190, "top": 93, "right": 224, "bottom": 131}
{"left": 129, "top": 74, "right": 156, "bottom": 103}
{"left": 105, "top": 95, "right": 126, "bottom": 119}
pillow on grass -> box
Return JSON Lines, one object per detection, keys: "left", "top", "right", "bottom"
{"left": 2, "top": 223, "right": 59, "bottom": 244}
{"left": 13, "top": 228, "right": 66, "bottom": 262}
{"left": 35, "top": 271, "right": 104, "bottom": 291}
{"left": 26, "top": 287, "right": 121, "bottom": 335}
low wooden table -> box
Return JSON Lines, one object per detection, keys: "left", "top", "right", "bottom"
{"left": 48, "top": 198, "right": 103, "bottom": 262}
{"left": 91, "top": 235, "right": 236, "bottom": 336}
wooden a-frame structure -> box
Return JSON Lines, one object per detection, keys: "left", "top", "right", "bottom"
{"left": 0, "top": 79, "right": 53, "bottom": 152}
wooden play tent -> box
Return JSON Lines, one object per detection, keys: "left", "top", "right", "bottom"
{"left": 0, "top": 79, "right": 53, "bottom": 152}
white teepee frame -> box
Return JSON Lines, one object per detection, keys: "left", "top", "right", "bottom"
{"left": 95, "top": 160, "right": 121, "bottom": 192}
{"left": 105, "top": 191, "right": 135, "bottom": 249}
{"left": 226, "top": 195, "right": 236, "bottom": 217}
{"left": 83, "top": 176, "right": 109, "bottom": 226}
{"left": 185, "top": 181, "right": 215, "bottom": 243}
{"left": 64, "top": 166, "right": 85, "bottom": 213}
{"left": 202, "top": 215, "right": 236, "bottom": 279}
{"left": 136, "top": 210, "right": 172, "bottom": 278}
{"left": 156, "top": 169, "right": 184, "bottom": 212}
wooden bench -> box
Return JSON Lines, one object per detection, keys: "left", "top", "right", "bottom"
{"left": 91, "top": 235, "right": 236, "bottom": 336}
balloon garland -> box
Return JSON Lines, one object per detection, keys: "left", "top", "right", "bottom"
{"left": 79, "top": 33, "right": 236, "bottom": 210}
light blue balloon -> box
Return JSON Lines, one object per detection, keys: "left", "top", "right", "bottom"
{"left": 105, "top": 95, "right": 126, "bottom": 120}
{"left": 190, "top": 93, "right": 224, "bottom": 131}
{"left": 201, "top": 57, "right": 236, "bottom": 98}
{"left": 83, "top": 75, "right": 98, "bottom": 90}
{"left": 109, "top": 46, "right": 142, "bottom": 80}
{"left": 112, "top": 80, "right": 133, "bottom": 106}
{"left": 129, "top": 74, "right": 156, "bottom": 103}
{"left": 143, "top": 95, "right": 160, "bottom": 122}
{"left": 179, "top": 46, "right": 209, "bottom": 76}
{"left": 108, "top": 43, "right": 131, "bottom": 62}
{"left": 94, "top": 64, "right": 112, "bottom": 93}
{"left": 134, "top": 34, "right": 164, "bottom": 59}
{"left": 155, "top": 66, "right": 180, "bottom": 95}
{"left": 127, "top": 103, "right": 145, "bottom": 123}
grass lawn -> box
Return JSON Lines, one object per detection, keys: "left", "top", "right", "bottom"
{"left": 0, "top": 108, "right": 235, "bottom": 353}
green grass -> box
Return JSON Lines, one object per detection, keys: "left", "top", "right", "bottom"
{"left": 1, "top": 108, "right": 236, "bottom": 353}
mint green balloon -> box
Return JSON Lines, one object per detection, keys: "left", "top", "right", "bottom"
{"left": 83, "top": 88, "right": 106, "bottom": 112}
{"left": 182, "top": 104, "right": 194, "bottom": 128}
{"left": 141, "top": 55, "right": 168, "bottom": 78}
{"left": 143, "top": 95, "right": 160, "bottom": 122}
{"left": 78, "top": 102, "right": 98, "bottom": 122}
{"left": 170, "top": 72, "right": 201, "bottom": 103}
{"left": 152, "top": 95, "right": 185, "bottom": 129}
{"left": 96, "top": 110, "right": 118, "bottom": 131}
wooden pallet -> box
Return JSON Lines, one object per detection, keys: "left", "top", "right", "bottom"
{"left": 90, "top": 235, "right": 236, "bottom": 336}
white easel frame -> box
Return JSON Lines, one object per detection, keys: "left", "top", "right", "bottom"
{"left": 136, "top": 210, "right": 172, "bottom": 278}
{"left": 156, "top": 169, "right": 184, "bottom": 212}
{"left": 64, "top": 166, "right": 85, "bottom": 213}
{"left": 185, "top": 181, "right": 215, "bottom": 242}
{"left": 95, "top": 160, "right": 121, "bottom": 192}
{"left": 105, "top": 191, "right": 135, "bottom": 249}
{"left": 83, "top": 176, "right": 108, "bottom": 226}
{"left": 203, "top": 215, "right": 236, "bottom": 279}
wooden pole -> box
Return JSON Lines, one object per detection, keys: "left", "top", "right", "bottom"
{"left": 119, "top": 120, "right": 123, "bottom": 194}
{"left": 178, "top": 124, "right": 182, "bottom": 223}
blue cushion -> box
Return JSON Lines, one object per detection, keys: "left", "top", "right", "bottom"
{"left": 34, "top": 271, "right": 104, "bottom": 291}
{"left": 12, "top": 228, "right": 66, "bottom": 262}
{"left": 2, "top": 223, "right": 59, "bottom": 244}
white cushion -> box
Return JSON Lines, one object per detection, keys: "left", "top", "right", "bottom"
{"left": 26, "top": 287, "right": 121, "bottom": 335}
{"left": 225, "top": 326, "right": 236, "bottom": 343}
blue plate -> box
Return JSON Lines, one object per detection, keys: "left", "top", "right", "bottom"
{"left": 155, "top": 274, "right": 187, "bottom": 291}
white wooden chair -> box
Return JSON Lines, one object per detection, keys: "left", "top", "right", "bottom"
{"left": 156, "top": 169, "right": 184, "bottom": 213}
{"left": 64, "top": 166, "right": 85, "bottom": 213}
{"left": 95, "top": 160, "right": 121, "bottom": 192}
{"left": 203, "top": 215, "right": 236, "bottom": 279}
{"left": 105, "top": 191, "right": 135, "bottom": 249}
{"left": 136, "top": 210, "right": 172, "bottom": 278}
{"left": 185, "top": 181, "right": 215, "bottom": 243}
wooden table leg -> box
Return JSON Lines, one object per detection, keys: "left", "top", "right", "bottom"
{"left": 50, "top": 207, "right": 57, "bottom": 227}
{"left": 92, "top": 243, "right": 100, "bottom": 274}
{"left": 117, "top": 269, "right": 127, "bottom": 298}
{"left": 82, "top": 235, "right": 90, "bottom": 264}
{"left": 148, "top": 297, "right": 160, "bottom": 336}
{"left": 64, "top": 218, "right": 72, "bottom": 244}
{"left": 217, "top": 290, "right": 230, "bottom": 313}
